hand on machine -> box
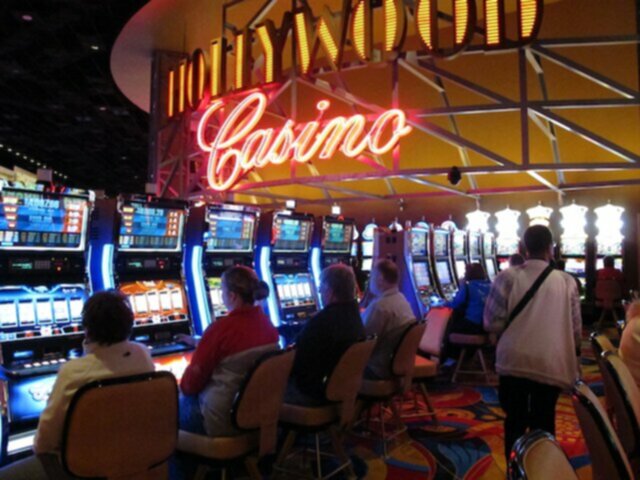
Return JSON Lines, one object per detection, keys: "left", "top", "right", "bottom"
{"left": 174, "top": 334, "right": 198, "bottom": 348}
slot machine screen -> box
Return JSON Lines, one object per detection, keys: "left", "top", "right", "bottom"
{"left": 119, "top": 280, "right": 189, "bottom": 327}
{"left": 436, "top": 261, "right": 452, "bottom": 286}
{"left": 456, "top": 260, "right": 467, "bottom": 280}
{"left": 497, "top": 238, "right": 520, "bottom": 256}
{"left": 0, "top": 285, "right": 86, "bottom": 341}
{"left": 273, "top": 273, "right": 317, "bottom": 309}
{"left": 470, "top": 235, "right": 481, "bottom": 257}
{"left": 361, "top": 258, "right": 373, "bottom": 272}
{"left": 560, "top": 238, "right": 586, "bottom": 256}
{"left": 118, "top": 202, "right": 184, "bottom": 252}
{"left": 434, "top": 232, "right": 448, "bottom": 257}
{"left": 206, "top": 277, "right": 228, "bottom": 318}
{"left": 596, "top": 258, "right": 623, "bottom": 271}
{"left": 273, "top": 216, "right": 312, "bottom": 252}
{"left": 362, "top": 241, "right": 374, "bottom": 258}
{"left": 0, "top": 187, "right": 89, "bottom": 251}
{"left": 410, "top": 231, "right": 427, "bottom": 257}
{"left": 205, "top": 209, "right": 256, "bottom": 252}
{"left": 483, "top": 235, "right": 494, "bottom": 256}
{"left": 453, "top": 233, "right": 466, "bottom": 256}
{"left": 485, "top": 260, "right": 497, "bottom": 280}
{"left": 412, "top": 262, "right": 431, "bottom": 288}
{"left": 323, "top": 222, "right": 353, "bottom": 253}
{"left": 564, "top": 258, "right": 586, "bottom": 276}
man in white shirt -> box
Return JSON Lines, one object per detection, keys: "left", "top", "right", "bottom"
{"left": 0, "top": 291, "right": 155, "bottom": 479}
{"left": 362, "top": 259, "right": 415, "bottom": 379}
{"left": 484, "top": 225, "right": 581, "bottom": 462}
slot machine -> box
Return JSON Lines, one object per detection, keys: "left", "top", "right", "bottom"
{"left": 0, "top": 182, "right": 93, "bottom": 458}
{"left": 405, "top": 223, "right": 442, "bottom": 315}
{"left": 184, "top": 203, "right": 260, "bottom": 334}
{"left": 311, "top": 216, "right": 355, "bottom": 308}
{"left": 451, "top": 228, "right": 468, "bottom": 286}
{"left": 468, "top": 231, "right": 483, "bottom": 265}
{"left": 431, "top": 227, "right": 457, "bottom": 302}
{"left": 594, "top": 203, "right": 624, "bottom": 273}
{"left": 257, "top": 210, "right": 318, "bottom": 341}
{"left": 559, "top": 203, "right": 589, "bottom": 291}
{"left": 360, "top": 221, "right": 377, "bottom": 290}
{"left": 89, "top": 195, "right": 193, "bottom": 379}
{"left": 495, "top": 207, "right": 522, "bottom": 271}
{"left": 482, "top": 232, "right": 499, "bottom": 280}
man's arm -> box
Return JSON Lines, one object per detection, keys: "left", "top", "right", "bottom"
{"left": 483, "top": 273, "right": 511, "bottom": 333}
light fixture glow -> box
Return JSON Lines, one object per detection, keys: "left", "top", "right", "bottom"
{"left": 595, "top": 203, "right": 624, "bottom": 256}
{"left": 526, "top": 203, "right": 553, "bottom": 227}
{"left": 495, "top": 207, "right": 521, "bottom": 255}
{"left": 465, "top": 209, "right": 490, "bottom": 233}
{"left": 559, "top": 202, "right": 588, "bottom": 255}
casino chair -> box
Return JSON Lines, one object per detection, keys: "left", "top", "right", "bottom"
{"left": 508, "top": 430, "right": 578, "bottom": 480}
{"left": 591, "top": 332, "right": 618, "bottom": 416}
{"left": 356, "top": 322, "right": 426, "bottom": 457}
{"left": 595, "top": 279, "right": 624, "bottom": 328}
{"left": 571, "top": 381, "right": 634, "bottom": 480}
{"left": 177, "top": 347, "right": 295, "bottom": 480}
{"left": 449, "top": 331, "right": 492, "bottom": 384}
{"left": 600, "top": 352, "right": 640, "bottom": 464}
{"left": 401, "top": 307, "right": 453, "bottom": 421}
{"left": 275, "top": 337, "right": 376, "bottom": 480}
{"left": 59, "top": 371, "right": 178, "bottom": 480}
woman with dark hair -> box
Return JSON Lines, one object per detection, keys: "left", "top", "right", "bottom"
{"left": 446, "top": 263, "right": 492, "bottom": 335}
{"left": 178, "top": 265, "right": 278, "bottom": 437}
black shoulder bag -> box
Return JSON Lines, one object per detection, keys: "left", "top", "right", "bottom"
{"left": 503, "top": 265, "right": 555, "bottom": 332}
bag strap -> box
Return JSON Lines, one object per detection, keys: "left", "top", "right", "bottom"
{"left": 505, "top": 264, "right": 555, "bottom": 331}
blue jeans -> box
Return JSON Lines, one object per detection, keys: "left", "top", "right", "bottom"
{"left": 179, "top": 394, "right": 206, "bottom": 435}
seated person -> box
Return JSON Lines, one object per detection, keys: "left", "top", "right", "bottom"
{"left": 446, "top": 263, "right": 491, "bottom": 335}
{"left": 597, "top": 255, "right": 625, "bottom": 292}
{"left": 362, "top": 259, "right": 415, "bottom": 379}
{"left": 509, "top": 253, "right": 525, "bottom": 267}
{"left": 0, "top": 290, "right": 155, "bottom": 480}
{"left": 619, "top": 301, "right": 640, "bottom": 388}
{"left": 556, "top": 259, "right": 584, "bottom": 297}
{"left": 178, "top": 266, "right": 278, "bottom": 437}
{"left": 286, "top": 264, "right": 364, "bottom": 405}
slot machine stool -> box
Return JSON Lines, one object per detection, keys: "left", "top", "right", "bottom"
{"left": 449, "top": 333, "right": 492, "bottom": 384}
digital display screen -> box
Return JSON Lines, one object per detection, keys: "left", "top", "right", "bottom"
{"left": 273, "top": 216, "right": 312, "bottom": 252}
{"left": 470, "top": 234, "right": 481, "bottom": 257}
{"left": 362, "top": 241, "right": 374, "bottom": 258}
{"left": 206, "top": 277, "right": 228, "bottom": 318}
{"left": 485, "top": 260, "right": 497, "bottom": 280}
{"left": 565, "top": 258, "right": 586, "bottom": 276}
{"left": 273, "top": 273, "right": 317, "bottom": 309}
{"left": 597, "top": 240, "right": 622, "bottom": 256}
{"left": 561, "top": 238, "right": 586, "bottom": 256}
{"left": 0, "top": 284, "right": 86, "bottom": 341}
{"left": 118, "top": 202, "right": 184, "bottom": 252}
{"left": 499, "top": 258, "right": 510, "bottom": 271}
{"left": 362, "top": 258, "right": 372, "bottom": 272}
{"left": 412, "top": 262, "right": 431, "bottom": 288}
{"left": 434, "top": 231, "right": 448, "bottom": 257}
{"left": 456, "top": 260, "right": 467, "bottom": 280}
{"left": 453, "top": 232, "right": 466, "bottom": 256}
{"left": 497, "top": 238, "right": 520, "bottom": 256}
{"left": 596, "top": 258, "right": 623, "bottom": 271}
{"left": 436, "top": 261, "right": 452, "bottom": 285}
{"left": 119, "top": 280, "right": 189, "bottom": 327}
{"left": 205, "top": 209, "right": 256, "bottom": 252}
{"left": 410, "top": 231, "right": 427, "bottom": 257}
{"left": 0, "top": 187, "right": 89, "bottom": 251}
{"left": 323, "top": 222, "right": 353, "bottom": 253}
{"left": 483, "top": 235, "right": 494, "bottom": 256}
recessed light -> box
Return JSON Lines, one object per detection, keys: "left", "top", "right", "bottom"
{"left": 21, "top": 14, "right": 33, "bottom": 22}
{"left": 7, "top": 148, "right": 12, "bottom": 152}
{"left": 90, "top": 45, "right": 99, "bottom": 51}
{"left": 99, "top": 106, "right": 107, "bottom": 111}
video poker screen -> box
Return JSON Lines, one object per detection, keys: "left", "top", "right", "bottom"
{"left": 497, "top": 238, "right": 520, "bottom": 256}
{"left": 273, "top": 216, "right": 312, "bottom": 252}
{"left": 560, "top": 238, "right": 586, "bottom": 256}
{"left": 412, "top": 262, "right": 431, "bottom": 288}
{"left": 323, "top": 222, "right": 353, "bottom": 253}
{"left": 436, "top": 261, "right": 452, "bottom": 285}
{"left": 485, "top": 259, "right": 497, "bottom": 280}
{"left": 0, "top": 187, "right": 89, "bottom": 251}
{"left": 361, "top": 258, "right": 373, "bottom": 272}
{"left": 410, "top": 231, "right": 427, "bottom": 257}
{"left": 206, "top": 277, "right": 228, "bottom": 318}
{"left": 118, "top": 202, "right": 184, "bottom": 252}
{"left": 434, "top": 231, "right": 448, "bottom": 257}
{"left": 205, "top": 209, "right": 255, "bottom": 252}
{"left": 453, "top": 233, "right": 466, "bottom": 256}
{"left": 119, "top": 279, "right": 189, "bottom": 327}
{"left": 565, "top": 258, "right": 586, "bottom": 276}
{"left": 0, "top": 284, "right": 87, "bottom": 342}
{"left": 273, "top": 273, "right": 317, "bottom": 309}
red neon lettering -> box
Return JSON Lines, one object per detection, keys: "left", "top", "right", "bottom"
{"left": 197, "top": 92, "right": 411, "bottom": 191}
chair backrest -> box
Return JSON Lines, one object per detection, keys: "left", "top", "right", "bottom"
{"left": 392, "top": 322, "right": 427, "bottom": 390}
{"left": 591, "top": 332, "right": 616, "bottom": 359}
{"left": 571, "top": 381, "right": 633, "bottom": 480}
{"left": 325, "top": 336, "right": 377, "bottom": 427}
{"left": 62, "top": 371, "right": 178, "bottom": 479}
{"left": 595, "top": 280, "right": 622, "bottom": 306}
{"left": 508, "top": 430, "right": 578, "bottom": 480}
{"left": 231, "top": 347, "right": 295, "bottom": 456}
{"left": 419, "top": 307, "right": 452, "bottom": 359}
{"left": 602, "top": 351, "right": 640, "bottom": 457}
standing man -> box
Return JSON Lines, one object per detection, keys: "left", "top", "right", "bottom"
{"left": 484, "top": 225, "right": 582, "bottom": 461}
{"left": 362, "top": 259, "right": 415, "bottom": 379}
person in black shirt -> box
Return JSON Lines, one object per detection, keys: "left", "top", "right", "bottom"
{"left": 286, "top": 264, "right": 365, "bottom": 405}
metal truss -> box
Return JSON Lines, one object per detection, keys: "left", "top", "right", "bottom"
{"left": 149, "top": 1, "right": 640, "bottom": 207}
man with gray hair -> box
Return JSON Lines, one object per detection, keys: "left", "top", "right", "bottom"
{"left": 286, "top": 264, "right": 365, "bottom": 405}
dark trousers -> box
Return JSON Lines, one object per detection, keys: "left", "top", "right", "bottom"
{"left": 498, "top": 375, "right": 561, "bottom": 461}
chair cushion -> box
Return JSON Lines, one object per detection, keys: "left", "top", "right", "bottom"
{"left": 449, "top": 333, "right": 488, "bottom": 346}
{"left": 177, "top": 430, "right": 258, "bottom": 460}
{"left": 279, "top": 403, "right": 339, "bottom": 427}
{"left": 359, "top": 378, "right": 400, "bottom": 398}
{"left": 414, "top": 355, "right": 437, "bottom": 379}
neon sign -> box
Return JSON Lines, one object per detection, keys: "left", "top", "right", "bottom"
{"left": 167, "top": 0, "right": 544, "bottom": 116}
{"left": 197, "top": 91, "right": 411, "bottom": 191}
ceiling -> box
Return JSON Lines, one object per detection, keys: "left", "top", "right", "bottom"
{"left": 0, "top": 0, "right": 149, "bottom": 194}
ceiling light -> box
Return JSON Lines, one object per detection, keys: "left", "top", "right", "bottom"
{"left": 99, "top": 106, "right": 107, "bottom": 111}
{"left": 21, "top": 14, "right": 33, "bottom": 22}
{"left": 7, "top": 148, "right": 12, "bottom": 152}
{"left": 90, "top": 45, "right": 100, "bottom": 51}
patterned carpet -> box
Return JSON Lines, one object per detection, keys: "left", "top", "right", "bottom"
{"left": 349, "top": 340, "right": 603, "bottom": 480}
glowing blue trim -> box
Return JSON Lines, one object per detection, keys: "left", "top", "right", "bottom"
{"left": 191, "top": 245, "right": 211, "bottom": 332}
{"left": 101, "top": 243, "right": 115, "bottom": 290}
{"left": 310, "top": 247, "right": 323, "bottom": 308}
{"left": 259, "top": 246, "right": 280, "bottom": 327}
